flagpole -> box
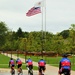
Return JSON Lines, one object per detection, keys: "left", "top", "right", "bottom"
{"left": 41, "top": 5, "right": 44, "bottom": 58}
{"left": 44, "top": 0, "right": 46, "bottom": 43}
{"left": 41, "top": 0, "right": 46, "bottom": 58}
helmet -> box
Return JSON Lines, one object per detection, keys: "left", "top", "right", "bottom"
{"left": 17, "top": 58, "right": 19, "bottom": 60}
{"left": 28, "top": 58, "right": 30, "bottom": 59}
{"left": 62, "top": 53, "right": 68, "bottom": 57}
{"left": 10, "top": 58, "right": 13, "bottom": 60}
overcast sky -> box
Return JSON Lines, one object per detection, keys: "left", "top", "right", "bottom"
{"left": 0, "top": 0, "right": 75, "bottom": 34}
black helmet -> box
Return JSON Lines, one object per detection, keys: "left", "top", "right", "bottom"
{"left": 62, "top": 53, "right": 68, "bottom": 57}
{"left": 17, "top": 58, "right": 19, "bottom": 60}
{"left": 10, "top": 58, "right": 13, "bottom": 60}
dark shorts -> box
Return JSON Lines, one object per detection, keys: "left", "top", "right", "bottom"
{"left": 59, "top": 69, "right": 70, "bottom": 75}
{"left": 18, "top": 64, "right": 22, "bottom": 68}
{"left": 11, "top": 64, "right": 15, "bottom": 69}
{"left": 38, "top": 66, "right": 46, "bottom": 72}
{"left": 28, "top": 65, "right": 33, "bottom": 70}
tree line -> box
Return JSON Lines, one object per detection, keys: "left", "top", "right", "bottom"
{"left": 0, "top": 21, "right": 75, "bottom": 55}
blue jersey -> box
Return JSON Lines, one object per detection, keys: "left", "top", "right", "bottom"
{"left": 60, "top": 58, "right": 71, "bottom": 69}
{"left": 26, "top": 59, "right": 33, "bottom": 65}
{"left": 16, "top": 59, "right": 22, "bottom": 64}
{"left": 9, "top": 60, "right": 15, "bottom": 65}
{"left": 38, "top": 59, "right": 46, "bottom": 66}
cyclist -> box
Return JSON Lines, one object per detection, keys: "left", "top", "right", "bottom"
{"left": 16, "top": 58, "right": 22, "bottom": 73}
{"left": 9, "top": 58, "right": 15, "bottom": 73}
{"left": 58, "top": 53, "right": 71, "bottom": 75}
{"left": 26, "top": 58, "right": 33, "bottom": 73}
{"left": 38, "top": 58, "right": 46, "bottom": 75}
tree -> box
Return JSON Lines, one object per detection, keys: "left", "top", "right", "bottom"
{"left": 0, "top": 21, "right": 8, "bottom": 49}
{"left": 16, "top": 27, "right": 24, "bottom": 38}
{"left": 59, "top": 30, "right": 69, "bottom": 39}
{"left": 69, "top": 24, "right": 75, "bottom": 54}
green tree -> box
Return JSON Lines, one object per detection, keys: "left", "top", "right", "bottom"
{"left": 59, "top": 30, "right": 69, "bottom": 39}
{"left": 0, "top": 21, "right": 8, "bottom": 50}
{"left": 69, "top": 24, "right": 75, "bottom": 54}
{"left": 16, "top": 27, "right": 24, "bottom": 39}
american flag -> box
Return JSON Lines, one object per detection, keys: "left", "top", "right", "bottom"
{"left": 26, "top": 7, "right": 41, "bottom": 17}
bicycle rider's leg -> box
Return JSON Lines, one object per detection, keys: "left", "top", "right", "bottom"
{"left": 18, "top": 64, "right": 22, "bottom": 73}
{"left": 10, "top": 66, "right": 12, "bottom": 73}
{"left": 28, "top": 66, "right": 30, "bottom": 74}
{"left": 58, "top": 73, "right": 61, "bottom": 75}
{"left": 17, "top": 64, "right": 19, "bottom": 73}
{"left": 10, "top": 65, "right": 12, "bottom": 73}
{"left": 66, "top": 69, "right": 71, "bottom": 75}
{"left": 11, "top": 65, "right": 15, "bottom": 74}
{"left": 58, "top": 72, "right": 61, "bottom": 75}
{"left": 30, "top": 65, "right": 33, "bottom": 71}
{"left": 20, "top": 64, "right": 22, "bottom": 72}
{"left": 58, "top": 70, "right": 61, "bottom": 75}
{"left": 38, "top": 66, "right": 41, "bottom": 75}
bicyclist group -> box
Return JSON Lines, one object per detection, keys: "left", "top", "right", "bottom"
{"left": 26, "top": 58, "right": 46, "bottom": 75}
{"left": 9, "top": 53, "right": 71, "bottom": 75}
{"left": 9, "top": 58, "right": 23, "bottom": 75}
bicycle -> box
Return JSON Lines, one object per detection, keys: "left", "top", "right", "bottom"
{"left": 17, "top": 67, "right": 23, "bottom": 75}
{"left": 39, "top": 69, "right": 44, "bottom": 75}
{"left": 11, "top": 68, "right": 15, "bottom": 75}
{"left": 26, "top": 66, "right": 33, "bottom": 75}
{"left": 61, "top": 72, "right": 70, "bottom": 75}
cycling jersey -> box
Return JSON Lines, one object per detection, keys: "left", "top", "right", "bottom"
{"left": 26, "top": 59, "right": 33, "bottom": 66}
{"left": 9, "top": 60, "right": 15, "bottom": 65}
{"left": 38, "top": 59, "right": 46, "bottom": 66}
{"left": 16, "top": 59, "right": 22, "bottom": 65}
{"left": 59, "top": 58, "right": 71, "bottom": 70}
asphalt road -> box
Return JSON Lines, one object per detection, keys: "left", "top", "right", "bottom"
{"left": 0, "top": 70, "right": 57, "bottom": 75}
{"left": 0, "top": 71, "right": 40, "bottom": 75}
{"left": 0, "top": 71, "right": 34, "bottom": 75}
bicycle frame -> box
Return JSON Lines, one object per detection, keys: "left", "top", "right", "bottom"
{"left": 61, "top": 72, "right": 69, "bottom": 75}
{"left": 11, "top": 68, "right": 15, "bottom": 75}
{"left": 28, "top": 67, "right": 33, "bottom": 75}
{"left": 40, "top": 70, "right": 44, "bottom": 75}
{"left": 18, "top": 67, "right": 23, "bottom": 75}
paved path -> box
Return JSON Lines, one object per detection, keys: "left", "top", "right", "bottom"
{"left": 1, "top": 53, "right": 75, "bottom": 75}
{"left": 0, "top": 69, "right": 38, "bottom": 75}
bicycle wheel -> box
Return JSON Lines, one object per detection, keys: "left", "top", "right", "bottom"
{"left": 40, "top": 70, "right": 44, "bottom": 75}
{"left": 18, "top": 72, "right": 23, "bottom": 75}
{"left": 11, "top": 69, "right": 15, "bottom": 75}
{"left": 30, "top": 70, "right": 33, "bottom": 75}
{"left": 28, "top": 69, "right": 33, "bottom": 75}
{"left": 18, "top": 68, "right": 23, "bottom": 75}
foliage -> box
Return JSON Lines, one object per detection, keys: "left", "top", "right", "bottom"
{"left": 1, "top": 21, "right": 75, "bottom": 54}
{"left": 0, "top": 21, "right": 8, "bottom": 49}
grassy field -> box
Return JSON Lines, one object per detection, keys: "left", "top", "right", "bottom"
{"left": 0, "top": 53, "right": 75, "bottom": 71}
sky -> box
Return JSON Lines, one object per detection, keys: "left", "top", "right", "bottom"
{"left": 0, "top": 0, "right": 75, "bottom": 34}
